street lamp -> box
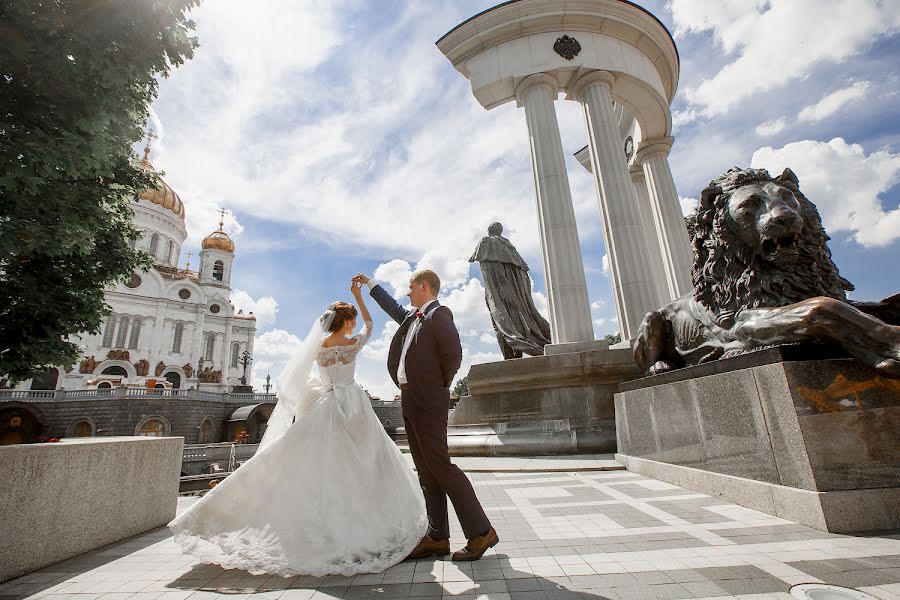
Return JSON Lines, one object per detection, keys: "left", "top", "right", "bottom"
{"left": 264, "top": 373, "right": 272, "bottom": 394}
{"left": 197, "top": 356, "right": 205, "bottom": 384}
{"left": 238, "top": 350, "right": 252, "bottom": 386}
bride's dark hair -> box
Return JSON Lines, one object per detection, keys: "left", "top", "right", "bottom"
{"left": 327, "top": 301, "right": 357, "bottom": 333}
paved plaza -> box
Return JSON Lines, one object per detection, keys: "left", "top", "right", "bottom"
{"left": 3, "top": 465, "right": 900, "bottom": 600}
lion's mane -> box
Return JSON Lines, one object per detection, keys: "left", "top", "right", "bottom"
{"left": 691, "top": 167, "right": 853, "bottom": 323}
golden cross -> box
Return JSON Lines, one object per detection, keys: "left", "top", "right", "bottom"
{"left": 185, "top": 250, "right": 193, "bottom": 270}
{"left": 218, "top": 208, "right": 226, "bottom": 231}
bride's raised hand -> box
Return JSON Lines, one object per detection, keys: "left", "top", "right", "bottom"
{"left": 351, "top": 279, "right": 364, "bottom": 299}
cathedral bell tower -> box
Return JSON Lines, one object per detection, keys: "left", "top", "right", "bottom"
{"left": 199, "top": 210, "right": 235, "bottom": 290}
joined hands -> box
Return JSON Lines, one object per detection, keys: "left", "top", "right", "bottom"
{"left": 350, "top": 273, "right": 370, "bottom": 299}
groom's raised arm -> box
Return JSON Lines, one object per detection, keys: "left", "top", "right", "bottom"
{"left": 365, "top": 279, "right": 408, "bottom": 325}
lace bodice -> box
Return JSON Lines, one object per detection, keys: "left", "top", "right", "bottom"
{"left": 316, "top": 320, "right": 372, "bottom": 371}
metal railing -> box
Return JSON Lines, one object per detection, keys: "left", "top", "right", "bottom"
{"left": 0, "top": 389, "right": 278, "bottom": 404}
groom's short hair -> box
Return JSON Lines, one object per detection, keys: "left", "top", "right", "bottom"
{"left": 411, "top": 269, "right": 441, "bottom": 295}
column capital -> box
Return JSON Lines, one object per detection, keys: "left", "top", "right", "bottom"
{"left": 634, "top": 137, "right": 675, "bottom": 164}
{"left": 514, "top": 73, "right": 559, "bottom": 107}
{"left": 629, "top": 163, "right": 645, "bottom": 180}
{"left": 567, "top": 70, "right": 616, "bottom": 102}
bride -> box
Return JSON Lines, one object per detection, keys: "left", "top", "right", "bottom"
{"left": 169, "top": 280, "right": 427, "bottom": 576}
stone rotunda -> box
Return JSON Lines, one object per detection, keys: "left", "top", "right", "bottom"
{"left": 437, "top": 0, "right": 692, "bottom": 455}
{"left": 438, "top": 0, "right": 692, "bottom": 345}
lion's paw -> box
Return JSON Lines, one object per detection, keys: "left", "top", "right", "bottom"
{"left": 874, "top": 358, "right": 900, "bottom": 379}
{"left": 649, "top": 361, "right": 675, "bottom": 375}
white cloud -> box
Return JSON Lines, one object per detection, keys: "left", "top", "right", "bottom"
{"left": 230, "top": 289, "right": 278, "bottom": 330}
{"left": 755, "top": 117, "right": 788, "bottom": 137}
{"left": 373, "top": 259, "right": 415, "bottom": 299}
{"left": 679, "top": 197, "right": 698, "bottom": 216}
{"left": 797, "top": 81, "right": 871, "bottom": 123}
{"left": 672, "top": 107, "right": 700, "bottom": 129}
{"left": 671, "top": 0, "right": 900, "bottom": 117}
{"left": 531, "top": 291, "right": 549, "bottom": 317}
{"left": 751, "top": 138, "right": 900, "bottom": 247}
{"left": 440, "top": 278, "right": 493, "bottom": 337}
{"left": 601, "top": 254, "right": 610, "bottom": 277}
{"left": 152, "top": 2, "right": 553, "bottom": 293}
{"left": 252, "top": 328, "right": 303, "bottom": 392}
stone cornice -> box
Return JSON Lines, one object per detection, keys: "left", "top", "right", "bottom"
{"left": 436, "top": 0, "right": 679, "bottom": 102}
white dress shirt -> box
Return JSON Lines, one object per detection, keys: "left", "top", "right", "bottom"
{"left": 365, "top": 280, "right": 434, "bottom": 385}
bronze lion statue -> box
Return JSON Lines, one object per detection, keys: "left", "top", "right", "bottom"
{"left": 634, "top": 166, "right": 900, "bottom": 377}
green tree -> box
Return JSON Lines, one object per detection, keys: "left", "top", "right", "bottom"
{"left": 0, "top": 0, "right": 199, "bottom": 380}
{"left": 603, "top": 332, "right": 622, "bottom": 345}
{"left": 684, "top": 210, "right": 698, "bottom": 236}
{"left": 452, "top": 376, "right": 469, "bottom": 398}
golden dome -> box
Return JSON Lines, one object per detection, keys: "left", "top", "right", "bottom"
{"left": 137, "top": 146, "right": 185, "bottom": 219}
{"left": 202, "top": 213, "right": 235, "bottom": 253}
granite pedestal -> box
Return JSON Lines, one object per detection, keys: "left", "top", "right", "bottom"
{"left": 614, "top": 347, "right": 900, "bottom": 532}
{"left": 448, "top": 348, "right": 643, "bottom": 455}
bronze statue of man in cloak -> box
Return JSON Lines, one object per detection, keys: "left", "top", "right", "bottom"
{"left": 469, "top": 223, "right": 552, "bottom": 359}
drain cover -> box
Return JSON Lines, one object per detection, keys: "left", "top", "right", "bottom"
{"left": 790, "top": 584, "right": 879, "bottom": 600}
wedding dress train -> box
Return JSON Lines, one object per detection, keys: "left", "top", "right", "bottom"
{"left": 169, "top": 320, "right": 427, "bottom": 576}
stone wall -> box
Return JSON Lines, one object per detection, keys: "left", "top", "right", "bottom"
{"left": 0, "top": 390, "right": 276, "bottom": 446}
{"left": 0, "top": 437, "right": 183, "bottom": 582}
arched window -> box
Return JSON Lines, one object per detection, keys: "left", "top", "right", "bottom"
{"left": 172, "top": 322, "right": 184, "bottom": 354}
{"left": 231, "top": 343, "right": 240, "bottom": 368}
{"left": 66, "top": 419, "right": 94, "bottom": 437}
{"left": 97, "top": 381, "right": 112, "bottom": 390}
{"left": 198, "top": 417, "right": 214, "bottom": 443}
{"left": 164, "top": 371, "right": 181, "bottom": 389}
{"left": 205, "top": 334, "right": 215, "bottom": 361}
{"left": 135, "top": 417, "right": 169, "bottom": 437}
{"left": 101, "top": 365, "right": 128, "bottom": 377}
{"left": 149, "top": 233, "right": 159, "bottom": 255}
{"left": 213, "top": 260, "right": 224, "bottom": 281}
{"left": 165, "top": 239, "right": 174, "bottom": 264}
{"left": 115, "top": 316, "right": 130, "bottom": 348}
{"left": 101, "top": 315, "right": 117, "bottom": 347}
{"left": 127, "top": 319, "right": 141, "bottom": 349}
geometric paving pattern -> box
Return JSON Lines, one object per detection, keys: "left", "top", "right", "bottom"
{"left": 3, "top": 470, "right": 899, "bottom": 600}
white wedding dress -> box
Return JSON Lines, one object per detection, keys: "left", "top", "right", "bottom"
{"left": 169, "top": 319, "right": 427, "bottom": 576}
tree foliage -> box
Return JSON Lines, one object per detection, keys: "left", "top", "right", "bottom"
{"left": 684, "top": 210, "right": 698, "bottom": 236}
{"left": 0, "top": 0, "right": 199, "bottom": 380}
{"left": 451, "top": 376, "right": 469, "bottom": 398}
{"left": 603, "top": 332, "right": 622, "bottom": 345}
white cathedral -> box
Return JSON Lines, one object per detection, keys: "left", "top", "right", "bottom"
{"left": 18, "top": 146, "right": 257, "bottom": 392}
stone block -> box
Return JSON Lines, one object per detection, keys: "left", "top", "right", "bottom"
{"left": 448, "top": 349, "right": 641, "bottom": 455}
{"left": 615, "top": 351, "right": 900, "bottom": 532}
{"left": 0, "top": 436, "right": 183, "bottom": 582}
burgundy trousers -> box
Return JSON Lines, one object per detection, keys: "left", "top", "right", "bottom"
{"left": 401, "top": 387, "right": 491, "bottom": 540}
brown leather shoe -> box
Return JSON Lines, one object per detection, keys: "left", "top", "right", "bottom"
{"left": 452, "top": 527, "right": 499, "bottom": 561}
{"left": 405, "top": 535, "right": 450, "bottom": 560}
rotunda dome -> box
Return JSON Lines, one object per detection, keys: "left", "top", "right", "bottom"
{"left": 137, "top": 146, "right": 185, "bottom": 220}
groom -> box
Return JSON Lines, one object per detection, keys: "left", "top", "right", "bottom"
{"left": 353, "top": 270, "right": 498, "bottom": 561}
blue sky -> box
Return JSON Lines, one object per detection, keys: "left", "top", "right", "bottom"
{"left": 146, "top": 0, "right": 900, "bottom": 399}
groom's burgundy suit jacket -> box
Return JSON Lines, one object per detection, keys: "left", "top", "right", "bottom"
{"left": 369, "top": 285, "right": 463, "bottom": 396}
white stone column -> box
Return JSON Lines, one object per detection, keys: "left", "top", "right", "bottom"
{"left": 570, "top": 71, "right": 658, "bottom": 341}
{"left": 514, "top": 73, "right": 593, "bottom": 345}
{"left": 630, "top": 164, "right": 669, "bottom": 307}
{"left": 636, "top": 138, "right": 693, "bottom": 300}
